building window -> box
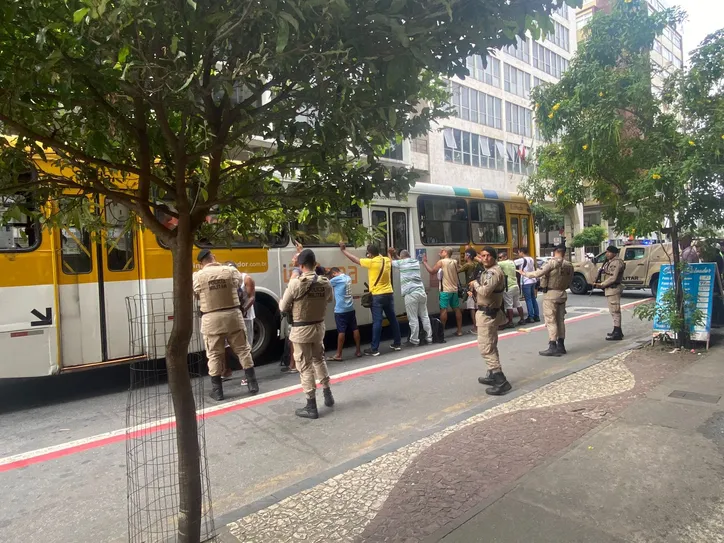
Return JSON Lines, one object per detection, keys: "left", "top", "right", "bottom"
{"left": 577, "top": 11, "right": 593, "bottom": 29}
{"left": 654, "top": 39, "right": 662, "bottom": 54}
{"left": 411, "top": 136, "right": 428, "bottom": 154}
{"left": 554, "top": 3, "right": 569, "bottom": 19}
{"left": 381, "top": 140, "right": 404, "bottom": 161}
{"left": 506, "top": 142, "right": 533, "bottom": 175}
{"left": 533, "top": 43, "right": 569, "bottom": 78}
{"left": 470, "top": 201, "right": 507, "bottom": 244}
{"left": 443, "top": 128, "right": 504, "bottom": 171}
{"left": 449, "top": 82, "right": 502, "bottom": 129}
{"left": 505, "top": 102, "right": 532, "bottom": 137}
{"left": 503, "top": 36, "right": 530, "bottom": 64}
{"left": 465, "top": 54, "right": 501, "bottom": 88}
{"left": 504, "top": 64, "right": 532, "bottom": 98}
{"left": 417, "top": 196, "right": 470, "bottom": 245}
{"left": 547, "top": 21, "right": 570, "bottom": 52}
{"left": 583, "top": 211, "right": 602, "bottom": 227}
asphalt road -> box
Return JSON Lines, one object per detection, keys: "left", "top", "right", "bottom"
{"left": 0, "top": 290, "right": 654, "bottom": 543}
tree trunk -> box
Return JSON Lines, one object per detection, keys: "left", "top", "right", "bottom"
{"left": 167, "top": 216, "right": 203, "bottom": 543}
{"left": 669, "top": 222, "right": 688, "bottom": 349}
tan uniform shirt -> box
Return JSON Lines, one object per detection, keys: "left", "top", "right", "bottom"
{"left": 528, "top": 257, "right": 573, "bottom": 303}
{"left": 193, "top": 263, "right": 244, "bottom": 335}
{"left": 475, "top": 265, "right": 506, "bottom": 309}
{"left": 280, "top": 271, "right": 333, "bottom": 343}
{"left": 600, "top": 257, "right": 625, "bottom": 297}
{"left": 440, "top": 258, "right": 459, "bottom": 293}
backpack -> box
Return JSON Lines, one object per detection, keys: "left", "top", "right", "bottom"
{"left": 430, "top": 317, "right": 446, "bottom": 344}
{"left": 407, "top": 318, "right": 429, "bottom": 343}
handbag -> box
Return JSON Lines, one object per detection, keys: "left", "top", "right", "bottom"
{"left": 361, "top": 258, "right": 386, "bottom": 308}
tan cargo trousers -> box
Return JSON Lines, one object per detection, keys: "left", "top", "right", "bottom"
{"left": 292, "top": 341, "right": 331, "bottom": 399}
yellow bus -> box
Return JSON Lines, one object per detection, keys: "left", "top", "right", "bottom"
{"left": 1, "top": 166, "right": 534, "bottom": 378}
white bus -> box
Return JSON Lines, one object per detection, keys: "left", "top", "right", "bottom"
{"left": 0, "top": 182, "right": 534, "bottom": 378}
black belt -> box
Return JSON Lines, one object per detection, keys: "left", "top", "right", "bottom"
{"left": 291, "top": 320, "right": 324, "bottom": 327}
{"left": 200, "top": 306, "right": 239, "bottom": 316}
{"left": 477, "top": 305, "right": 501, "bottom": 317}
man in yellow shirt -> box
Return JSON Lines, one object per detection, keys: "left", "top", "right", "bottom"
{"left": 340, "top": 242, "right": 402, "bottom": 356}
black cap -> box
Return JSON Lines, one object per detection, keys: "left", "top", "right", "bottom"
{"left": 481, "top": 246, "right": 498, "bottom": 259}
{"left": 554, "top": 244, "right": 567, "bottom": 253}
{"left": 606, "top": 245, "right": 620, "bottom": 254}
{"left": 197, "top": 249, "right": 212, "bottom": 262}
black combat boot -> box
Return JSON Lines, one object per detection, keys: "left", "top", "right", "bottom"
{"left": 539, "top": 341, "right": 561, "bottom": 357}
{"left": 209, "top": 376, "right": 224, "bottom": 401}
{"left": 478, "top": 370, "right": 495, "bottom": 385}
{"left": 606, "top": 328, "right": 615, "bottom": 337}
{"left": 295, "top": 397, "right": 319, "bottom": 419}
{"left": 485, "top": 371, "right": 512, "bottom": 396}
{"left": 244, "top": 367, "right": 259, "bottom": 394}
{"left": 606, "top": 327, "right": 624, "bottom": 341}
{"left": 556, "top": 338, "right": 567, "bottom": 355}
{"left": 323, "top": 387, "right": 335, "bottom": 407}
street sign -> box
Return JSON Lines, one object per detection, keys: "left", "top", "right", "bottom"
{"left": 553, "top": 237, "right": 561, "bottom": 245}
{"left": 652, "top": 263, "right": 718, "bottom": 348}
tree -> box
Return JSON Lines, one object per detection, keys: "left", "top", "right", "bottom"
{"left": 571, "top": 225, "right": 606, "bottom": 249}
{"left": 0, "top": 0, "right": 573, "bottom": 540}
{"left": 522, "top": 0, "right": 724, "bottom": 346}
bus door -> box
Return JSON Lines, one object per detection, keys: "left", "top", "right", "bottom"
{"left": 370, "top": 206, "right": 410, "bottom": 316}
{"left": 56, "top": 199, "right": 141, "bottom": 367}
{"left": 509, "top": 214, "right": 531, "bottom": 254}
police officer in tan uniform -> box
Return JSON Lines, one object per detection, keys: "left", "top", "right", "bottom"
{"left": 595, "top": 245, "right": 626, "bottom": 341}
{"left": 280, "top": 248, "right": 334, "bottom": 419}
{"left": 520, "top": 244, "right": 573, "bottom": 357}
{"left": 471, "top": 246, "right": 512, "bottom": 396}
{"left": 193, "top": 249, "right": 259, "bottom": 401}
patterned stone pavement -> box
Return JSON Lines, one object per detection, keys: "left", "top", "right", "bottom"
{"left": 223, "top": 349, "right": 692, "bottom": 543}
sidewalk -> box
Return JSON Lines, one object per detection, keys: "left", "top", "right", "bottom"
{"left": 217, "top": 334, "right": 723, "bottom": 543}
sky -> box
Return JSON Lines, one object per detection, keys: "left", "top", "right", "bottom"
{"left": 674, "top": 0, "right": 724, "bottom": 59}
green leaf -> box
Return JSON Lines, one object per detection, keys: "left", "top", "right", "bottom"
{"left": 73, "top": 7, "right": 89, "bottom": 24}
{"left": 118, "top": 45, "right": 130, "bottom": 64}
{"left": 186, "top": 0, "right": 197, "bottom": 10}
{"left": 276, "top": 19, "right": 289, "bottom": 53}
{"left": 170, "top": 36, "right": 179, "bottom": 55}
{"left": 279, "top": 12, "right": 299, "bottom": 33}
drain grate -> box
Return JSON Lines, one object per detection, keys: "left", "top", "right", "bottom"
{"left": 668, "top": 390, "right": 721, "bottom": 404}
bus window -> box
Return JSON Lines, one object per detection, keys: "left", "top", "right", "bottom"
{"left": 0, "top": 195, "right": 41, "bottom": 252}
{"left": 293, "top": 206, "right": 362, "bottom": 247}
{"left": 61, "top": 227, "right": 93, "bottom": 274}
{"left": 521, "top": 217, "right": 530, "bottom": 250}
{"left": 392, "top": 211, "right": 408, "bottom": 252}
{"left": 105, "top": 201, "right": 135, "bottom": 271}
{"left": 417, "top": 196, "right": 469, "bottom": 245}
{"left": 511, "top": 218, "right": 519, "bottom": 249}
{"left": 371, "top": 210, "right": 387, "bottom": 253}
{"left": 470, "top": 201, "right": 506, "bottom": 244}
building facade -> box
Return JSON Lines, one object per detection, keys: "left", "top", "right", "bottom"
{"left": 381, "top": 5, "right": 579, "bottom": 257}
{"left": 576, "top": 0, "right": 684, "bottom": 252}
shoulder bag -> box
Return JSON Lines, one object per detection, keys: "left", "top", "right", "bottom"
{"left": 361, "top": 258, "right": 386, "bottom": 308}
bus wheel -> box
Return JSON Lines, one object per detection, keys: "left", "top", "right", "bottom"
{"left": 252, "top": 303, "right": 275, "bottom": 360}
{"left": 570, "top": 274, "right": 589, "bottom": 295}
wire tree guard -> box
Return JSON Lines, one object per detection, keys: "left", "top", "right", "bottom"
{"left": 125, "top": 293, "right": 217, "bottom": 542}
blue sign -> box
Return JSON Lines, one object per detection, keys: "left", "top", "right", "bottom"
{"left": 415, "top": 248, "right": 427, "bottom": 262}
{"left": 652, "top": 263, "right": 717, "bottom": 344}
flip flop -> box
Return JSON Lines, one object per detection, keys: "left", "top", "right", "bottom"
{"left": 355, "top": 352, "right": 363, "bottom": 358}
{"left": 455, "top": 332, "right": 464, "bottom": 337}
{"left": 330, "top": 356, "right": 344, "bottom": 362}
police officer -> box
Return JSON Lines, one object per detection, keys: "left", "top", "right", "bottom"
{"left": 279, "top": 248, "right": 334, "bottom": 419}
{"left": 472, "top": 246, "right": 512, "bottom": 396}
{"left": 595, "top": 245, "right": 626, "bottom": 341}
{"left": 193, "top": 249, "right": 259, "bottom": 401}
{"left": 520, "top": 244, "right": 573, "bottom": 357}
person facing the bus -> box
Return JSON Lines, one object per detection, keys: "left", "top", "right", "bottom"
{"left": 460, "top": 247, "right": 482, "bottom": 333}
{"left": 514, "top": 247, "right": 540, "bottom": 324}
{"left": 498, "top": 250, "right": 525, "bottom": 328}
{"left": 339, "top": 241, "right": 402, "bottom": 356}
{"left": 423, "top": 246, "right": 463, "bottom": 336}
{"left": 327, "top": 267, "right": 362, "bottom": 360}
{"left": 193, "top": 249, "right": 259, "bottom": 401}
{"left": 280, "top": 248, "right": 334, "bottom": 419}
{"left": 519, "top": 244, "right": 573, "bottom": 357}
{"left": 388, "top": 248, "right": 433, "bottom": 346}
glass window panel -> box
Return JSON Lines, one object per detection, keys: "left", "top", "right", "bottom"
{"left": 105, "top": 200, "right": 135, "bottom": 272}
{"left": 61, "top": 227, "right": 93, "bottom": 275}
{"left": 470, "top": 201, "right": 506, "bottom": 244}
{"left": 0, "top": 194, "right": 41, "bottom": 252}
{"left": 391, "top": 211, "right": 408, "bottom": 252}
{"left": 417, "top": 197, "right": 469, "bottom": 245}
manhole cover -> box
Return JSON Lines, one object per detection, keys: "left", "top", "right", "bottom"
{"left": 668, "top": 390, "right": 721, "bottom": 404}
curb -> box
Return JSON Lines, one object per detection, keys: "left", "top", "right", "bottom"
{"left": 213, "top": 333, "right": 651, "bottom": 532}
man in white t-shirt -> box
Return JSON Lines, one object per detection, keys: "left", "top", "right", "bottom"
{"left": 514, "top": 247, "right": 540, "bottom": 324}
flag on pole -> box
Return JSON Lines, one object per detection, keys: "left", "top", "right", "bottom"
{"left": 517, "top": 138, "right": 527, "bottom": 161}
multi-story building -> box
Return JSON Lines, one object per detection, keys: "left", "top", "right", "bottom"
{"left": 576, "top": 0, "right": 684, "bottom": 251}
{"left": 381, "top": 5, "right": 578, "bottom": 257}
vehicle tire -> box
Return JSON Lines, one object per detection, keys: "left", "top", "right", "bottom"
{"left": 252, "top": 303, "right": 275, "bottom": 360}
{"left": 649, "top": 275, "right": 659, "bottom": 299}
{"left": 570, "top": 274, "right": 589, "bottom": 295}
